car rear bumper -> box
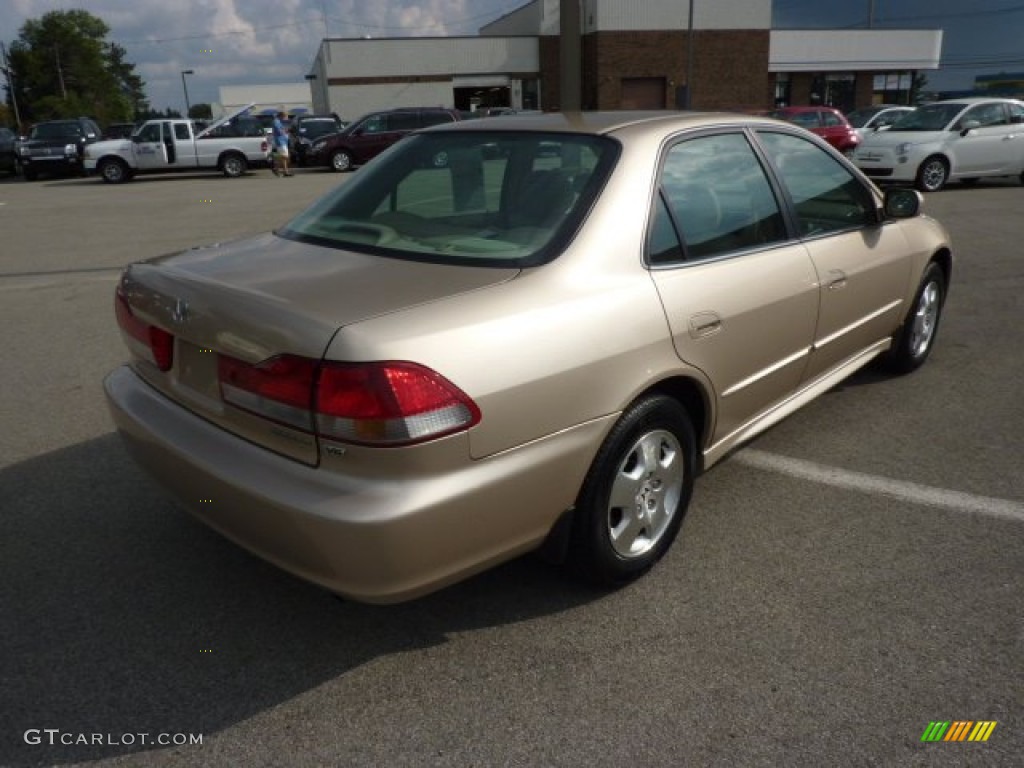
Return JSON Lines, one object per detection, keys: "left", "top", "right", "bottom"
{"left": 104, "top": 365, "right": 608, "bottom": 603}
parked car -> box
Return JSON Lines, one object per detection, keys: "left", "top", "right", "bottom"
{"left": 105, "top": 111, "right": 952, "bottom": 603}
{"left": 17, "top": 117, "right": 102, "bottom": 180}
{"left": 846, "top": 105, "right": 915, "bottom": 139}
{"left": 0, "top": 126, "right": 19, "bottom": 175}
{"left": 305, "top": 107, "right": 462, "bottom": 171}
{"left": 768, "top": 106, "right": 861, "bottom": 153}
{"left": 289, "top": 114, "right": 346, "bottom": 166}
{"left": 852, "top": 97, "right": 1024, "bottom": 191}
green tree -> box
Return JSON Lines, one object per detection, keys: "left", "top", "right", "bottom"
{"left": 7, "top": 10, "right": 146, "bottom": 126}
{"left": 189, "top": 103, "right": 213, "bottom": 120}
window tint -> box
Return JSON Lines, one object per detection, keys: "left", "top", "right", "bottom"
{"left": 647, "top": 194, "right": 684, "bottom": 265}
{"left": 174, "top": 124, "right": 191, "bottom": 140}
{"left": 360, "top": 115, "right": 387, "bottom": 134}
{"left": 136, "top": 123, "right": 161, "bottom": 143}
{"left": 959, "top": 103, "right": 1007, "bottom": 128}
{"left": 758, "top": 131, "right": 875, "bottom": 237}
{"left": 387, "top": 112, "right": 419, "bottom": 131}
{"left": 419, "top": 111, "right": 456, "bottom": 128}
{"left": 281, "top": 132, "right": 616, "bottom": 266}
{"left": 655, "top": 132, "right": 787, "bottom": 261}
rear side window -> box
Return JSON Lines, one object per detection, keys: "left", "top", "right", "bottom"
{"left": 649, "top": 132, "right": 787, "bottom": 264}
{"left": 419, "top": 111, "right": 456, "bottom": 128}
{"left": 757, "top": 131, "right": 875, "bottom": 237}
{"left": 387, "top": 113, "right": 419, "bottom": 131}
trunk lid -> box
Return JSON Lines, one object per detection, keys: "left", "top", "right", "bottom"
{"left": 118, "top": 232, "right": 518, "bottom": 464}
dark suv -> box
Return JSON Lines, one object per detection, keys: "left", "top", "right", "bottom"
{"left": 305, "top": 107, "right": 461, "bottom": 171}
{"left": 18, "top": 117, "right": 102, "bottom": 180}
{"left": 289, "top": 114, "right": 346, "bottom": 166}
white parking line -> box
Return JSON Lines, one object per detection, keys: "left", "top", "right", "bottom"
{"left": 735, "top": 449, "right": 1024, "bottom": 523}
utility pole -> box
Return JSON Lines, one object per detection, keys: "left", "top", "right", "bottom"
{"left": 559, "top": 0, "right": 582, "bottom": 110}
{"left": 867, "top": 0, "right": 875, "bottom": 28}
{"left": 1, "top": 42, "right": 22, "bottom": 130}
{"left": 685, "top": 0, "right": 696, "bottom": 108}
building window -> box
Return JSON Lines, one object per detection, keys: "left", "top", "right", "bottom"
{"left": 775, "top": 74, "right": 791, "bottom": 107}
{"left": 873, "top": 72, "right": 913, "bottom": 105}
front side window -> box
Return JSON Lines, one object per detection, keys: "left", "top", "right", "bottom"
{"left": 757, "top": 131, "right": 875, "bottom": 237}
{"left": 359, "top": 115, "right": 387, "bottom": 134}
{"left": 136, "top": 123, "right": 161, "bottom": 143}
{"left": 958, "top": 103, "right": 1007, "bottom": 129}
{"left": 650, "top": 132, "right": 787, "bottom": 263}
{"left": 280, "top": 131, "right": 617, "bottom": 267}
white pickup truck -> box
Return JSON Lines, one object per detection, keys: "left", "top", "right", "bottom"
{"left": 84, "top": 104, "right": 270, "bottom": 183}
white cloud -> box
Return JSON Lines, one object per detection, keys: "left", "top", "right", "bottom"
{"left": 1, "top": 0, "right": 516, "bottom": 112}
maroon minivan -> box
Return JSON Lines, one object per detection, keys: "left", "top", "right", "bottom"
{"left": 769, "top": 106, "right": 861, "bottom": 154}
{"left": 305, "top": 107, "right": 462, "bottom": 172}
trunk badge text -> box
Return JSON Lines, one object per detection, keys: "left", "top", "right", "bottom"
{"left": 171, "top": 298, "right": 190, "bottom": 324}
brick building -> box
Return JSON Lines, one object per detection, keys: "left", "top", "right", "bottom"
{"left": 305, "top": 0, "right": 942, "bottom": 120}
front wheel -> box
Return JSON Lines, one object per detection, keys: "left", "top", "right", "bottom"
{"left": 915, "top": 156, "right": 949, "bottom": 192}
{"left": 568, "top": 395, "right": 696, "bottom": 586}
{"left": 885, "top": 262, "right": 946, "bottom": 374}
{"left": 331, "top": 149, "right": 353, "bottom": 172}
{"left": 99, "top": 158, "right": 130, "bottom": 184}
{"left": 221, "top": 154, "right": 247, "bottom": 178}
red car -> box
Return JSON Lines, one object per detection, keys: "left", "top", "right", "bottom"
{"left": 769, "top": 106, "right": 861, "bottom": 154}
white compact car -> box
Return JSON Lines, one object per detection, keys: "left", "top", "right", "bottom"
{"left": 852, "top": 98, "right": 1024, "bottom": 191}
{"left": 846, "top": 105, "right": 915, "bottom": 139}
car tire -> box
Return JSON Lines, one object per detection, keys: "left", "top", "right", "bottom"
{"left": 221, "top": 153, "right": 247, "bottom": 178}
{"left": 99, "top": 158, "right": 130, "bottom": 184}
{"left": 568, "top": 395, "right": 696, "bottom": 586}
{"left": 885, "top": 262, "right": 946, "bottom": 374}
{"left": 915, "top": 155, "right": 949, "bottom": 192}
{"left": 331, "top": 149, "right": 353, "bottom": 172}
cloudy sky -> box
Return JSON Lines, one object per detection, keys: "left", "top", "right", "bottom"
{"left": 2, "top": 0, "right": 1022, "bottom": 113}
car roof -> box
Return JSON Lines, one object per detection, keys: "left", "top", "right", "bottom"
{"left": 930, "top": 97, "right": 1023, "bottom": 105}
{"left": 425, "top": 110, "right": 789, "bottom": 137}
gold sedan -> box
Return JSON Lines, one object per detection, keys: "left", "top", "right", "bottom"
{"left": 105, "top": 112, "right": 952, "bottom": 603}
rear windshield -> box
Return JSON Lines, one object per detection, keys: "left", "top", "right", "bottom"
{"left": 31, "top": 123, "right": 82, "bottom": 139}
{"left": 279, "top": 131, "right": 619, "bottom": 267}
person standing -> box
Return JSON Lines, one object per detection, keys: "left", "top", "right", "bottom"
{"left": 271, "top": 110, "right": 292, "bottom": 177}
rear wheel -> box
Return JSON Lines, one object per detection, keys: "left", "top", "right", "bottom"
{"left": 568, "top": 395, "right": 696, "bottom": 586}
{"left": 885, "top": 262, "right": 946, "bottom": 374}
{"left": 221, "top": 154, "right": 247, "bottom": 178}
{"left": 915, "top": 156, "right": 949, "bottom": 192}
{"left": 331, "top": 149, "right": 353, "bottom": 172}
{"left": 99, "top": 158, "right": 130, "bottom": 184}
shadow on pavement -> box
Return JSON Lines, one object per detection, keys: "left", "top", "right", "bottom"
{"left": 0, "top": 434, "right": 597, "bottom": 766}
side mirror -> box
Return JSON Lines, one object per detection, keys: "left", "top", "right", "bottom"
{"left": 883, "top": 187, "right": 922, "bottom": 219}
{"left": 959, "top": 119, "right": 980, "bottom": 136}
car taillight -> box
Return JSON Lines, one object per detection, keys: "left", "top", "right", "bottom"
{"left": 115, "top": 289, "right": 174, "bottom": 371}
{"left": 219, "top": 354, "right": 316, "bottom": 431}
{"left": 316, "top": 361, "right": 481, "bottom": 446}
{"left": 216, "top": 355, "right": 480, "bottom": 446}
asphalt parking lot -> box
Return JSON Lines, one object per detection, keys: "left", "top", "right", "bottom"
{"left": 0, "top": 167, "right": 1021, "bottom": 767}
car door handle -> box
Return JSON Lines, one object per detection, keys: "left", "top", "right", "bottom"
{"left": 826, "top": 269, "right": 848, "bottom": 291}
{"left": 688, "top": 311, "right": 722, "bottom": 339}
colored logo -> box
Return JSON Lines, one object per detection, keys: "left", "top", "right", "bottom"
{"left": 921, "top": 721, "right": 997, "bottom": 742}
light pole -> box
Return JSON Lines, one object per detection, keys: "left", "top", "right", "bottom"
{"left": 181, "top": 69, "right": 194, "bottom": 118}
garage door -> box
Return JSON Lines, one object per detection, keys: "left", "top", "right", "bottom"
{"left": 621, "top": 77, "right": 666, "bottom": 109}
